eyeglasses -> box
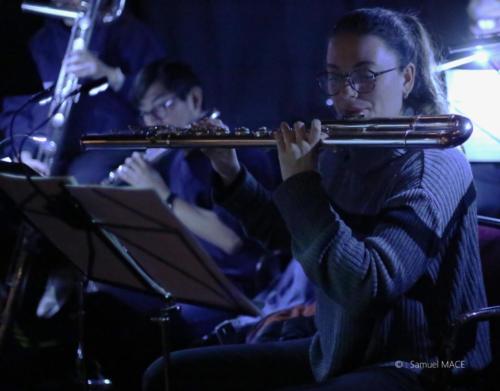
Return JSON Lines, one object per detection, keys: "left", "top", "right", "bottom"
{"left": 139, "top": 96, "right": 178, "bottom": 122}
{"left": 316, "top": 67, "right": 399, "bottom": 96}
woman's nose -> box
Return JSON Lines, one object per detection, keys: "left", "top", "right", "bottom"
{"left": 337, "top": 78, "right": 358, "bottom": 98}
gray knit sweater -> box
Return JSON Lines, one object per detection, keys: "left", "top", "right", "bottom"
{"left": 214, "top": 147, "right": 491, "bottom": 382}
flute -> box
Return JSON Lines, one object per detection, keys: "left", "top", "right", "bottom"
{"left": 81, "top": 115, "right": 472, "bottom": 151}
{"left": 99, "top": 109, "right": 221, "bottom": 185}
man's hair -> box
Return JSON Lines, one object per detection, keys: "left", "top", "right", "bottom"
{"left": 329, "top": 7, "right": 447, "bottom": 115}
{"left": 132, "top": 60, "right": 202, "bottom": 107}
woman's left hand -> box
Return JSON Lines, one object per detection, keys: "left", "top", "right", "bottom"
{"left": 275, "top": 119, "right": 323, "bottom": 181}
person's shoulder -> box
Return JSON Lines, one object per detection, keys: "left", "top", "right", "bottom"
{"left": 420, "top": 148, "right": 473, "bottom": 188}
{"left": 419, "top": 149, "right": 476, "bottom": 221}
{"left": 396, "top": 148, "right": 472, "bottom": 186}
{"left": 105, "top": 11, "right": 164, "bottom": 52}
{"left": 393, "top": 148, "right": 474, "bottom": 207}
{"left": 388, "top": 149, "right": 475, "bottom": 235}
{"left": 107, "top": 11, "right": 150, "bottom": 32}
{"left": 30, "top": 19, "right": 64, "bottom": 44}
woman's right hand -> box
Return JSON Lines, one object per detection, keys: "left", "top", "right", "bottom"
{"left": 197, "top": 118, "right": 241, "bottom": 186}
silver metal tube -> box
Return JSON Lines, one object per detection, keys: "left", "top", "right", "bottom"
{"left": 102, "top": 0, "right": 126, "bottom": 23}
{"left": 21, "top": 0, "right": 127, "bottom": 23}
{"left": 22, "top": 0, "right": 127, "bottom": 175}
{"left": 21, "top": 2, "right": 81, "bottom": 20}
{"left": 34, "top": 0, "right": 103, "bottom": 174}
{"left": 81, "top": 114, "right": 473, "bottom": 150}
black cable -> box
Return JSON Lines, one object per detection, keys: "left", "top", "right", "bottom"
{"left": 0, "top": 135, "right": 34, "bottom": 153}
{"left": 7, "top": 88, "right": 53, "bottom": 161}
{"left": 0, "top": 81, "right": 111, "bottom": 270}
{"left": 17, "top": 99, "right": 65, "bottom": 164}
{"left": 8, "top": 78, "right": 109, "bottom": 165}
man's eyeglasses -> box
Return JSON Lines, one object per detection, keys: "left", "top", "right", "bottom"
{"left": 139, "top": 96, "right": 178, "bottom": 122}
{"left": 316, "top": 67, "right": 399, "bottom": 96}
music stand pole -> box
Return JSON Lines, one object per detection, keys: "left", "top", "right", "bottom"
{"left": 76, "top": 277, "right": 88, "bottom": 390}
{"left": 0, "top": 224, "right": 31, "bottom": 352}
{"left": 151, "top": 301, "right": 181, "bottom": 391}
{"left": 71, "top": 206, "right": 176, "bottom": 391}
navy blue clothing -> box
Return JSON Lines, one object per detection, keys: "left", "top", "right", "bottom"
{"left": 143, "top": 338, "right": 427, "bottom": 391}
{"left": 156, "top": 147, "right": 280, "bottom": 297}
{"left": 0, "top": 13, "right": 165, "bottom": 183}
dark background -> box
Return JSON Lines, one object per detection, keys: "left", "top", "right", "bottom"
{"left": 0, "top": 0, "right": 500, "bottom": 217}
{"left": 1, "top": 0, "right": 471, "bottom": 128}
{"left": 2, "top": 0, "right": 498, "bottom": 217}
{"left": 130, "top": 0, "right": 471, "bottom": 129}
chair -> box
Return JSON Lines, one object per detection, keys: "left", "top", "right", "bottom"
{"left": 437, "top": 216, "right": 500, "bottom": 390}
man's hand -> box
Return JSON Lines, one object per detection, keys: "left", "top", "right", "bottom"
{"left": 117, "top": 152, "right": 170, "bottom": 200}
{"left": 19, "top": 151, "right": 49, "bottom": 176}
{"left": 65, "top": 49, "right": 125, "bottom": 91}
{"left": 197, "top": 118, "right": 242, "bottom": 186}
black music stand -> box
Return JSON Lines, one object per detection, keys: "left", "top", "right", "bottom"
{"left": 0, "top": 171, "right": 145, "bottom": 390}
{"left": 66, "top": 185, "right": 259, "bottom": 314}
{"left": 0, "top": 172, "right": 260, "bottom": 391}
{"left": 67, "top": 185, "right": 261, "bottom": 391}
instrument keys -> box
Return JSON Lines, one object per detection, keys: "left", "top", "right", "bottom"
{"left": 234, "top": 127, "right": 251, "bottom": 136}
{"left": 172, "top": 129, "right": 184, "bottom": 136}
{"left": 254, "top": 127, "right": 270, "bottom": 137}
{"left": 214, "top": 128, "right": 230, "bottom": 136}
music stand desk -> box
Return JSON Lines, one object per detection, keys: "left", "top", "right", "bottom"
{"left": 0, "top": 172, "right": 260, "bottom": 390}
{"left": 66, "top": 184, "right": 260, "bottom": 316}
{"left": 0, "top": 172, "right": 259, "bottom": 316}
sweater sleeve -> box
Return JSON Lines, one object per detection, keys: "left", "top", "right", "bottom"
{"left": 213, "top": 166, "right": 291, "bottom": 251}
{"left": 273, "top": 170, "right": 444, "bottom": 313}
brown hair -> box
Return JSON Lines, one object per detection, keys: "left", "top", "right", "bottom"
{"left": 330, "top": 8, "right": 447, "bottom": 115}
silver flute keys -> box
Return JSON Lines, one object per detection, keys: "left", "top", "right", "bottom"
{"left": 81, "top": 114, "right": 473, "bottom": 150}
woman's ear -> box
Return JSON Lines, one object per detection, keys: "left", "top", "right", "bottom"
{"left": 402, "top": 62, "right": 416, "bottom": 99}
